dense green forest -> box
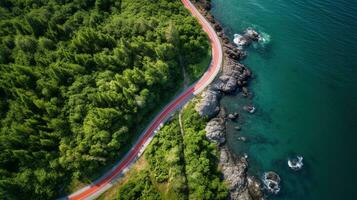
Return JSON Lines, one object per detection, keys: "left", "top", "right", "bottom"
{"left": 0, "top": 0, "right": 210, "bottom": 199}
{"left": 113, "top": 102, "right": 228, "bottom": 200}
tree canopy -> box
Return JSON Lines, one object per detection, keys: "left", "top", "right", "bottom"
{"left": 0, "top": 0, "right": 210, "bottom": 199}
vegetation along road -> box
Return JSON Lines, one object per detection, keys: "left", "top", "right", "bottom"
{"left": 63, "top": 0, "right": 223, "bottom": 199}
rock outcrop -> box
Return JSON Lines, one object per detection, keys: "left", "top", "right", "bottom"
{"left": 196, "top": 59, "right": 252, "bottom": 117}
{"left": 220, "top": 146, "right": 264, "bottom": 200}
{"left": 224, "top": 43, "right": 246, "bottom": 60}
{"left": 196, "top": 87, "right": 221, "bottom": 118}
{"left": 205, "top": 117, "right": 225, "bottom": 144}
{"left": 192, "top": 1, "right": 265, "bottom": 199}
{"left": 214, "top": 59, "right": 251, "bottom": 93}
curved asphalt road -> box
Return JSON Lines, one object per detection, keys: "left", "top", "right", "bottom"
{"left": 62, "top": 0, "right": 222, "bottom": 199}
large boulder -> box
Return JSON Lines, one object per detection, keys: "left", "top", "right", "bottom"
{"left": 209, "top": 61, "right": 249, "bottom": 94}
{"left": 205, "top": 117, "right": 225, "bottom": 144}
{"left": 216, "top": 75, "right": 239, "bottom": 93}
{"left": 196, "top": 88, "right": 221, "bottom": 118}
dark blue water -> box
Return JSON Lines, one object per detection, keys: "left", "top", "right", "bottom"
{"left": 211, "top": 0, "right": 357, "bottom": 199}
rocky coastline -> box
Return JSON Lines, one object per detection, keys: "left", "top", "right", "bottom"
{"left": 192, "top": 0, "right": 266, "bottom": 199}
{"left": 205, "top": 108, "right": 264, "bottom": 200}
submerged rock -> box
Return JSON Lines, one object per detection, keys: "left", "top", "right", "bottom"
{"left": 243, "top": 105, "right": 256, "bottom": 113}
{"left": 242, "top": 87, "right": 249, "bottom": 96}
{"left": 237, "top": 136, "right": 247, "bottom": 142}
{"left": 228, "top": 112, "right": 239, "bottom": 120}
{"left": 288, "top": 156, "right": 304, "bottom": 171}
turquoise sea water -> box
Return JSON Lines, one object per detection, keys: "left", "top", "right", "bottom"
{"left": 211, "top": 0, "right": 357, "bottom": 199}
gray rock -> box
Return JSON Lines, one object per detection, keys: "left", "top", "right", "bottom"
{"left": 235, "top": 189, "right": 253, "bottom": 200}
{"left": 225, "top": 47, "right": 244, "bottom": 60}
{"left": 205, "top": 117, "right": 225, "bottom": 144}
{"left": 208, "top": 60, "right": 251, "bottom": 94}
{"left": 217, "top": 75, "right": 239, "bottom": 93}
{"left": 248, "top": 177, "right": 264, "bottom": 200}
{"left": 196, "top": 61, "right": 251, "bottom": 117}
{"left": 220, "top": 146, "right": 264, "bottom": 200}
{"left": 196, "top": 88, "right": 221, "bottom": 118}
{"left": 220, "top": 146, "right": 248, "bottom": 194}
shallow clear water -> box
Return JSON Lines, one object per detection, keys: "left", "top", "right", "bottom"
{"left": 211, "top": 0, "right": 357, "bottom": 199}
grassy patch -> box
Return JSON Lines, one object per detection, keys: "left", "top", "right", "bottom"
{"left": 97, "top": 158, "right": 149, "bottom": 200}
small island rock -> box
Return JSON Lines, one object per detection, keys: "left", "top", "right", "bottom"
{"left": 263, "top": 171, "right": 281, "bottom": 194}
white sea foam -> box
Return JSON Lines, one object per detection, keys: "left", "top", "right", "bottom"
{"left": 234, "top": 27, "right": 271, "bottom": 50}
{"left": 259, "top": 32, "right": 271, "bottom": 44}
{"left": 233, "top": 33, "right": 245, "bottom": 49}
{"left": 288, "top": 156, "right": 304, "bottom": 170}
{"left": 250, "top": 31, "right": 270, "bottom": 49}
